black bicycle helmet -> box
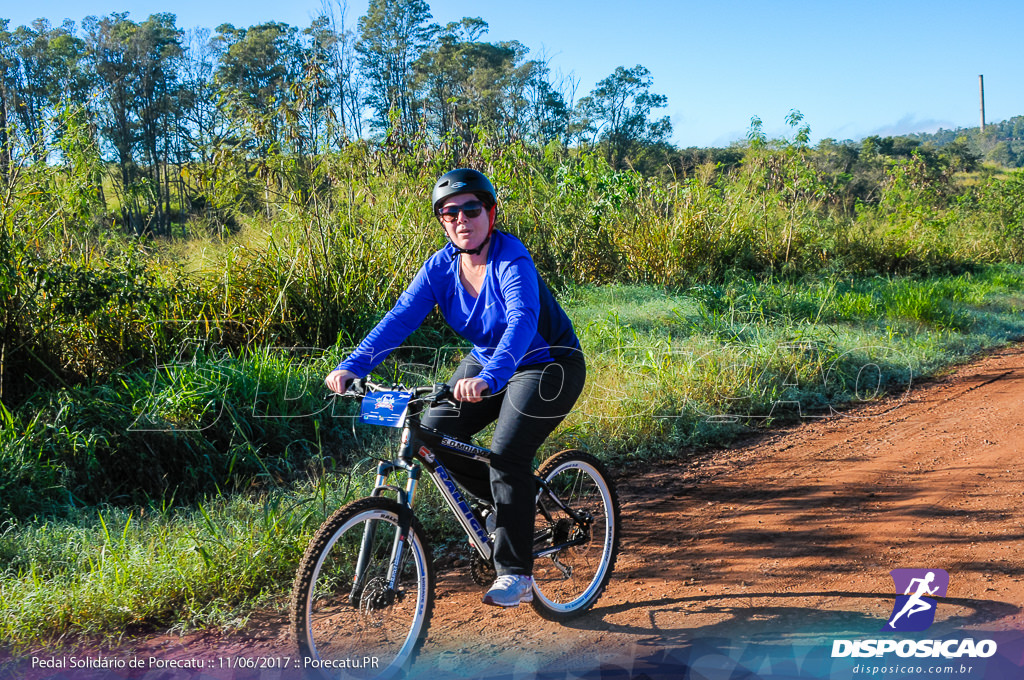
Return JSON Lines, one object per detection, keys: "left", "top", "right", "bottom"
{"left": 431, "top": 168, "right": 497, "bottom": 214}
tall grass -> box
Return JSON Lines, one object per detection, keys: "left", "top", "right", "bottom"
{"left": 560, "top": 269, "right": 1024, "bottom": 456}
{"left": 2, "top": 266, "right": 1024, "bottom": 647}
{"left": 4, "top": 138, "right": 1024, "bottom": 404}
{"left": 4, "top": 267, "right": 1024, "bottom": 649}
{"left": 0, "top": 485, "right": 351, "bottom": 647}
{"left": 0, "top": 347, "right": 389, "bottom": 519}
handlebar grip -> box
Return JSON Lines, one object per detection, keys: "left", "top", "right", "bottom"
{"left": 431, "top": 383, "right": 457, "bottom": 406}
{"left": 324, "top": 376, "right": 366, "bottom": 399}
{"left": 430, "top": 383, "right": 490, "bottom": 405}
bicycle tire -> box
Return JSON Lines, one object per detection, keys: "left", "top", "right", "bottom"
{"left": 531, "top": 450, "right": 620, "bottom": 621}
{"left": 290, "top": 497, "right": 435, "bottom": 679}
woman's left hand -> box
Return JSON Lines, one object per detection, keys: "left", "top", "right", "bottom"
{"left": 453, "top": 377, "right": 489, "bottom": 403}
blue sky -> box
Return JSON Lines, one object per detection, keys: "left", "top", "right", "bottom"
{"left": 6, "top": 0, "right": 1023, "bottom": 147}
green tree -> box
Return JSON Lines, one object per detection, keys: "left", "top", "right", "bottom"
{"left": 177, "top": 28, "right": 220, "bottom": 166}
{"left": 576, "top": 64, "right": 671, "bottom": 170}
{"left": 134, "top": 14, "right": 184, "bottom": 233}
{"left": 212, "top": 20, "right": 341, "bottom": 212}
{"left": 415, "top": 18, "right": 569, "bottom": 151}
{"left": 941, "top": 136, "right": 981, "bottom": 172}
{"left": 10, "top": 21, "right": 55, "bottom": 157}
{"left": 516, "top": 58, "right": 570, "bottom": 145}
{"left": 6, "top": 20, "right": 88, "bottom": 163}
{"left": 356, "top": 0, "right": 436, "bottom": 138}
{"left": 416, "top": 20, "right": 526, "bottom": 141}
{"left": 986, "top": 141, "right": 1017, "bottom": 168}
{"left": 0, "top": 20, "right": 16, "bottom": 179}
{"left": 415, "top": 17, "right": 487, "bottom": 141}
{"left": 311, "top": 2, "right": 364, "bottom": 142}
{"left": 84, "top": 13, "right": 183, "bottom": 234}
{"left": 299, "top": 16, "right": 341, "bottom": 155}
{"left": 213, "top": 21, "right": 302, "bottom": 153}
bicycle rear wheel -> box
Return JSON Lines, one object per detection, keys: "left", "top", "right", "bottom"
{"left": 531, "top": 450, "right": 620, "bottom": 620}
{"left": 290, "top": 497, "right": 434, "bottom": 679}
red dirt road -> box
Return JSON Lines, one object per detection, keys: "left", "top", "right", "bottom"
{"left": 409, "top": 344, "right": 1024, "bottom": 677}
{"left": 13, "top": 344, "right": 1024, "bottom": 679}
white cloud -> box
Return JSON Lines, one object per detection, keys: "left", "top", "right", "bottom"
{"left": 865, "top": 115, "right": 957, "bottom": 138}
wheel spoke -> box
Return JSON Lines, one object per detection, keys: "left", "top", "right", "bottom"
{"left": 291, "top": 499, "right": 434, "bottom": 679}
{"left": 531, "top": 451, "right": 619, "bottom": 620}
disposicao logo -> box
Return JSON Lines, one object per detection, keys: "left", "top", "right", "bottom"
{"left": 831, "top": 568, "right": 998, "bottom": 660}
{"left": 885, "top": 568, "right": 949, "bottom": 632}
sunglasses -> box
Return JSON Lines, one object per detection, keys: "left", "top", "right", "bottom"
{"left": 438, "top": 201, "right": 485, "bottom": 223}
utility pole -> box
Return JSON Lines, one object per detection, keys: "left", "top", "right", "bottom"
{"left": 979, "top": 75, "right": 986, "bottom": 132}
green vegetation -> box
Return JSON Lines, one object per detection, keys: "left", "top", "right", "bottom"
{"left": 3, "top": 0, "right": 1024, "bottom": 654}
{"left": 3, "top": 266, "right": 1024, "bottom": 648}
{"left": 3, "top": 111, "right": 1024, "bottom": 647}
{"left": 906, "top": 115, "right": 1024, "bottom": 169}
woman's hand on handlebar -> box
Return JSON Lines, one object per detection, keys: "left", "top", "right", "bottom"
{"left": 453, "top": 377, "right": 489, "bottom": 403}
{"left": 326, "top": 369, "right": 359, "bottom": 394}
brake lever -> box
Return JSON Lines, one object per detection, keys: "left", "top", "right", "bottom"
{"left": 324, "top": 377, "right": 367, "bottom": 400}
{"left": 430, "top": 383, "right": 459, "bottom": 407}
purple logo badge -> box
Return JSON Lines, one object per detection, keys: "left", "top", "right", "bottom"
{"left": 884, "top": 569, "right": 949, "bottom": 632}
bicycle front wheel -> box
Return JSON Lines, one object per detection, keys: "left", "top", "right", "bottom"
{"left": 290, "top": 497, "right": 434, "bottom": 679}
{"left": 531, "top": 450, "right": 620, "bottom": 620}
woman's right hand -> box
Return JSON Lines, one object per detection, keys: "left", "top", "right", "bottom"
{"left": 325, "top": 369, "right": 359, "bottom": 394}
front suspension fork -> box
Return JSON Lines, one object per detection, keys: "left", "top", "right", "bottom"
{"left": 352, "top": 459, "right": 421, "bottom": 599}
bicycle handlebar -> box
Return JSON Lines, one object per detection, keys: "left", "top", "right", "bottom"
{"left": 328, "top": 379, "right": 458, "bottom": 408}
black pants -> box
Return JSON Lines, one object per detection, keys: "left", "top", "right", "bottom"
{"left": 421, "top": 350, "right": 586, "bottom": 576}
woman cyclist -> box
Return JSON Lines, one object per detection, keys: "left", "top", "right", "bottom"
{"left": 326, "top": 168, "right": 586, "bottom": 608}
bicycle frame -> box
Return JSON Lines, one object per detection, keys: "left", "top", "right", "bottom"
{"left": 349, "top": 384, "right": 592, "bottom": 598}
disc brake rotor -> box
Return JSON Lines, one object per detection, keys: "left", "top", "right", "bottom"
{"left": 359, "top": 577, "right": 396, "bottom": 613}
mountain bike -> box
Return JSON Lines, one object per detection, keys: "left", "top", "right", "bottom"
{"left": 289, "top": 379, "right": 620, "bottom": 679}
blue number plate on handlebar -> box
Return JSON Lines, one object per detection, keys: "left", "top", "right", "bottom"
{"left": 359, "top": 391, "right": 411, "bottom": 428}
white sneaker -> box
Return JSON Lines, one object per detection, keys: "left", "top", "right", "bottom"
{"left": 482, "top": 574, "right": 534, "bottom": 607}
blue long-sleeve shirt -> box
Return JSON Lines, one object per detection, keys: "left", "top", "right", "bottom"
{"left": 335, "top": 231, "right": 580, "bottom": 392}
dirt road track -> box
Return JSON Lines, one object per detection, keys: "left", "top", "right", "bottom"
{"left": 407, "top": 344, "right": 1024, "bottom": 677}
{"left": 12, "top": 345, "right": 1024, "bottom": 679}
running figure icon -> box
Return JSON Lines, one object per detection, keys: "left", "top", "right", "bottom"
{"left": 887, "top": 571, "right": 939, "bottom": 628}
